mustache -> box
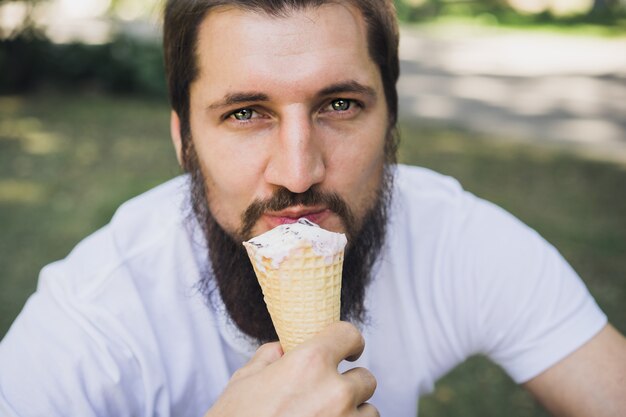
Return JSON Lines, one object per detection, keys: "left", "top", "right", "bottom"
{"left": 238, "top": 186, "right": 356, "bottom": 240}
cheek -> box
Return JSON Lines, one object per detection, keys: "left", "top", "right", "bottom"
{"left": 203, "top": 163, "right": 256, "bottom": 232}
{"left": 190, "top": 134, "right": 266, "bottom": 232}
{"left": 325, "top": 130, "right": 386, "bottom": 212}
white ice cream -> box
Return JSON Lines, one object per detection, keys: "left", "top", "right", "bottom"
{"left": 243, "top": 218, "right": 347, "bottom": 270}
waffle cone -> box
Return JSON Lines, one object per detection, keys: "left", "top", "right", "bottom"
{"left": 246, "top": 244, "right": 343, "bottom": 352}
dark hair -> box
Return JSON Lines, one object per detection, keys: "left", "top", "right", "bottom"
{"left": 163, "top": 0, "right": 399, "bottom": 159}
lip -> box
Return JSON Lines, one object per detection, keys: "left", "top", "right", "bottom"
{"left": 262, "top": 206, "right": 331, "bottom": 228}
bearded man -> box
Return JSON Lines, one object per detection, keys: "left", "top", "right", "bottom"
{"left": 1, "top": 1, "right": 625, "bottom": 416}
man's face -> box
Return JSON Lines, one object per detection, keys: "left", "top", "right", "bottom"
{"left": 183, "top": 3, "right": 389, "bottom": 240}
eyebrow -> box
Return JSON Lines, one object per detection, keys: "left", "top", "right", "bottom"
{"left": 318, "top": 80, "right": 377, "bottom": 100}
{"left": 207, "top": 80, "right": 377, "bottom": 110}
{"left": 207, "top": 92, "right": 270, "bottom": 110}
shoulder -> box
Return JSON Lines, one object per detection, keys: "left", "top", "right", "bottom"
{"left": 107, "top": 175, "right": 191, "bottom": 257}
{"left": 392, "top": 164, "right": 536, "bottom": 249}
{"left": 392, "top": 164, "right": 478, "bottom": 223}
{"left": 394, "top": 164, "right": 465, "bottom": 201}
{"left": 40, "top": 175, "right": 192, "bottom": 292}
{"left": 390, "top": 165, "right": 570, "bottom": 295}
{"left": 0, "top": 176, "right": 201, "bottom": 415}
{"left": 390, "top": 164, "right": 480, "bottom": 249}
{"left": 382, "top": 165, "right": 607, "bottom": 383}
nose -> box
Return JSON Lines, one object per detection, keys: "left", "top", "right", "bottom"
{"left": 264, "top": 110, "right": 325, "bottom": 194}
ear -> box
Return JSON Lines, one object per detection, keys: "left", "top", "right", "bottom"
{"left": 170, "top": 110, "right": 183, "bottom": 167}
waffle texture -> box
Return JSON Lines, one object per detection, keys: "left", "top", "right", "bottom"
{"left": 248, "top": 245, "right": 343, "bottom": 352}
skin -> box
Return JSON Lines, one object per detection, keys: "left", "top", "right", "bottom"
{"left": 524, "top": 324, "right": 626, "bottom": 417}
{"left": 169, "top": 3, "right": 626, "bottom": 416}
{"left": 172, "top": 3, "right": 389, "bottom": 240}
{"left": 171, "top": 4, "right": 385, "bottom": 415}
{"left": 208, "top": 322, "right": 378, "bottom": 417}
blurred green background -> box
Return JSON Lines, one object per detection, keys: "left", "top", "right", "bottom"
{"left": 1, "top": 0, "right": 625, "bottom": 416}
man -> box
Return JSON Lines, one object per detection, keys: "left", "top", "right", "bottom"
{"left": 1, "top": 0, "right": 625, "bottom": 416}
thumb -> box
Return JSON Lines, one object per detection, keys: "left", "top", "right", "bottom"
{"left": 231, "top": 342, "right": 283, "bottom": 382}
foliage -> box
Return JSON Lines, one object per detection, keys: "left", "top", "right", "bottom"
{"left": 0, "top": 32, "right": 166, "bottom": 96}
{"left": 394, "top": 0, "right": 626, "bottom": 26}
{"left": 1, "top": 0, "right": 623, "bottom": 99}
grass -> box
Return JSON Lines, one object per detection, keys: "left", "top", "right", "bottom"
{"left": 413, "top": 15, "right": 626, "bottom": 38}
{"left": 1, "top": 93, "right": 625, "bottom": 416}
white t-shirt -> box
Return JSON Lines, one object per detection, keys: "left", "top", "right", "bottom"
{"left": 0, "top": 165, "right": 606, "bottom": 416}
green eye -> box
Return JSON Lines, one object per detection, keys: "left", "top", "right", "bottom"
{"left": 331, "top": 99, "right": 351, "bottom": 111}
{"left": 233, "top": 108, "right": 253, "bottom": 120}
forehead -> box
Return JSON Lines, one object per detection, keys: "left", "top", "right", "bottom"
{"left": 192, "top": 3, "right": 380, "bottom": 100}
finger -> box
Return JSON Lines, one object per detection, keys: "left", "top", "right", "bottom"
{"left": 232, "top": 342, "right": 283, "bottom": 381}
{"left": 311, "top": 321, "right": 365, "bottom": 365}
{"left": 342, "top": 367, "right": 377, "bottom": 405}
{"left": 252, "top": 341, "right": 284, "bottom": 365}
{"left": 356, "top": 403, "right": 380, "bottom": 417}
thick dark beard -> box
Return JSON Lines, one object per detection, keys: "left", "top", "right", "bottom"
{"left": 185, "top": 144, "right": 394, "bottom": 345}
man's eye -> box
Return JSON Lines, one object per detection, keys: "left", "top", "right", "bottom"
{"left": 330, "top": 99, "right": 351, "bottom": 111}
{"left": 231, "top": 108, "right": 254, "bottom": 121}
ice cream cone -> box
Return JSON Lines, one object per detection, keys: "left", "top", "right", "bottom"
{"left": 243, "top": 220, "right": 346, "bottom": 352}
